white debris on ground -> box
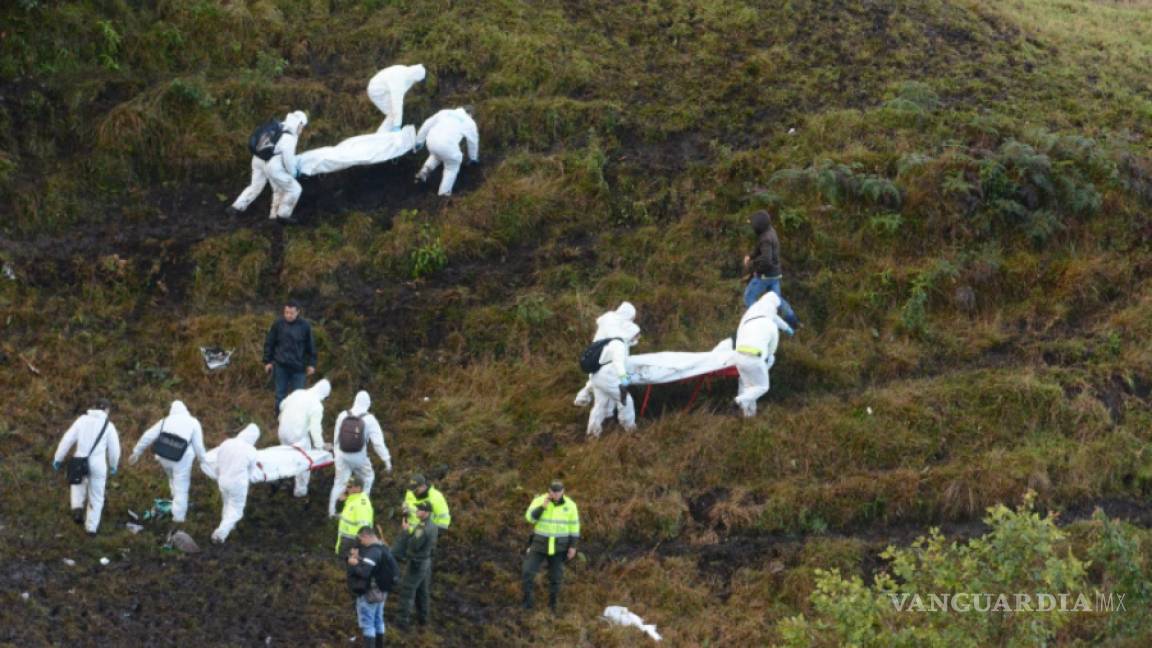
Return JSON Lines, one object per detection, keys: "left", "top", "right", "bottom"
{"left": 603, "top": 606, "right": 662, "bottom": 641}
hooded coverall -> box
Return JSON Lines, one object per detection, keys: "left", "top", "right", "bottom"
{"left": 207, "top": 424, "right": 260, "bottom": 543}
{"left": 415, "top": 108, "right": 480, "bottom": 196}
{"left": 278, "top": 379, "right": 331, "bottom": 497}
{"left": 129, "top": 400, "right": 209, "bottom": 522}
{"left": 328, "top": 391, "right": 392, "bottom": 517}
{"left": 733, "top": 292, "right": 782, "bottom": 417}
{"left": 54, "top": 409, "right": 121, "bottom": 534}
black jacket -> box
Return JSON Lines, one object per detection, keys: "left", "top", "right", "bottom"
{"left": 749, "top": 215, "right": 782, "bottom": 278}
{"left": 263, "top": 318, "right": 316, "bottom": 371}
{"left": 347, "top": 542, "right": 399, "bottom": 596}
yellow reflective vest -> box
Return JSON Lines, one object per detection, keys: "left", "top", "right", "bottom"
{"left": 404, "top": 486, "right": 451, "bottom": 529}
{"left": 336, "top": 492, "right": 374, "bottom": 553}
{"left": 525, "top": 494, "right": 580, "bottom": 556}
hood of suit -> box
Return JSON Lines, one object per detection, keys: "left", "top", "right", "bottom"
{"left": 168, "top": 400, "right": 190, "bottom": 418}
{"left": 352, "top": 390, "right": 371, "bottom": 416}
{"left": 283, "top": 110, "right": 308, "bottom": 136}
{"left": 309, "top": 379, "right": 331, "bottom": 401}
{"left": 237, "top": 423, "right": 260, "bottom": 446}
{"left": 593, "top": 301, "right": 639, "bottom": 341}
{"left": 743, "top": 290, "right": 781, "bottom": 322}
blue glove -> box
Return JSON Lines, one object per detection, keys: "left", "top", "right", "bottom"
{"left": 52, "top": 460, "right": 61, "bottom": 472}
{"left": 391, "top": 126, "right": 402, "bottom": 132}
{"left": 619, "top": 375, "right": 631, "bottom": 388}
{"left": 110, "top": 467, "right": 118, "bottom": 477}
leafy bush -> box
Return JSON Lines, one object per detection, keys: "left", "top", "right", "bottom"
{"left": 410, "top": 224, "right": 448, "bottom": 279}
{"left": 779, "top": 493, "right": 1089, "bottom": 647}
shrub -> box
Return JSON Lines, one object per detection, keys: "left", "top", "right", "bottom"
{"left": 778, "top": 493, "right": 1088, "bottom": 647}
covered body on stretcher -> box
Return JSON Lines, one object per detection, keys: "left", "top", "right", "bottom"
{"left": 296, "top": 125, "right": 416, "bottom": 177}
{"left": 625, "top": 339, "right": 741, "bottom": 385}
{"left": 202, "top": 444, "right": 334, "bottom": 484}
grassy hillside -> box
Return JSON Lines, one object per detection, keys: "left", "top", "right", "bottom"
{"left": 2, "top": 0, "right": 1151, "bottom": 645}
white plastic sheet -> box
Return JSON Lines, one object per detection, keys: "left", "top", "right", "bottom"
{"left": 603, "top": 606, "right": 662, "bottom": 641}
{"left": 625, "top": 339, "right": 737, "bottom": 386}
{"left": 297, "top": 126, "right": 416, "bottom": 176}
{"left": 202, "top": 444, "right": 333, "bottom": 484}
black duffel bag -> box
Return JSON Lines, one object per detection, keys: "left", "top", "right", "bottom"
{"left": 151, "top": 419, "right": 189, "bottom": 461}
{"left": 67, "top": 416, "right": 111, "bottom": 485}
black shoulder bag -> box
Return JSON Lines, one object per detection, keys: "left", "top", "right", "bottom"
{"left": 67, "top": 416, "right": 110, "bottom": 485}
{"left": 151, "top": 419, "right": 190, "bottom": 461}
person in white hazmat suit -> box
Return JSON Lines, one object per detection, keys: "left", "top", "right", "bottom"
{"left": 573, "top": 302, "right": 638, "bottom": 407}
{"left": 228, "top": 110, "right": 309, "bottom": 221}
{"left": 52, "top": 400, "right": 121, "bottom": 535}
{"left": 327, "top": 390, "right": 393, "bottom": 518}
{"left": 585, "top": 307, "right": 642, "bottom": 438}
{"left": 414, "top": 107, "right": 479, "bottom": 197}
{"left": 733, "top": 291, "right": 782, "bottom": 417}
{"left": 206, "top": 424, "right": 261, "bottom": 544}
{"left": 128, "top": 400, "right": 209, "bottom": 523}
{"left": 277, "top": 378, "right": 332, "bottom": 497}
{"left": 367, "top": 64, "right": 426, "bottom": 132}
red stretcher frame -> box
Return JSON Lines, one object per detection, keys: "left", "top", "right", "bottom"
{"left": 636, "top": 366, "right": 740, "bottom": 417}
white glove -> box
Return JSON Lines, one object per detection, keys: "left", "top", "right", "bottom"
{"left": 128, "top": 454, "right": 140, "bottom": 466}
{"left": 386, "top": 462, "right": 393, "bottom": 474}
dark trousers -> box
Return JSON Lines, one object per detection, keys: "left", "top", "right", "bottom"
{"left": 398, "top": 559, "right": 431, "bottom": 625}
{"left": 522, "top": 551, "right": 566, "bottom": 609}
{"left": 273, "top": 365, "right": 307, "bottom": 414}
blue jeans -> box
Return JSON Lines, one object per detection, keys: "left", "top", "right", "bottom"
{"left": 273, "top": 365, "right": 307, "bottom": 414}
{"left": 356, "top": 594, "right": 386, "bottom": 637}
{"left": 744, "top": 276, "right": 799, "bottom": 327}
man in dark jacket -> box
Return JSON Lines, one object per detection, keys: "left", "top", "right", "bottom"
{"left": 347, "top": 525, "right": 398, "bottom": 647}
{"left": 743, "top": 211, "right": 800, "bottom": 329}
{"left": 263, "top": 299, "right": 317, "bottom": 413}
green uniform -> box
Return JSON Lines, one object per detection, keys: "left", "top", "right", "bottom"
{"left": 395, "top": 485, "right": 450, "bottom": 560}
{"left": 335, "top": 491, "right": 374, "bottom": 557}
{"left": 397, "top": 519, "right": 438, "bottom": 626}
{"left": 403, "top": 486, "right": 451, "bottom": 529}
{"left": 521, "top": 494, "right": 580, "bottom": 611}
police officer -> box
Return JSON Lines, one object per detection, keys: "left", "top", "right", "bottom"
{"left": 396, "top": 502, "right": 438, "bottom": 629}
{"left": 522, "top": 481, "right": 580, "bottom": 612}
{"left": 335, "top": 475, "right": 374, "bottom": 558}
{"left": 394, "top": 473, "right": 451, "bottom": 559}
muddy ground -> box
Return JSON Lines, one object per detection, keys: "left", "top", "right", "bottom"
{"left": 4, "top": 463, "right": 1150, "bottom": 647}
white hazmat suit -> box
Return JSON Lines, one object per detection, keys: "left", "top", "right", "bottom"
{"left": 585, "top": 304, "right": 641, "bottom": 438}
{"left": 205, "top": 424, "right": 260, "bottom": 544}
{"left": 129, "top": 401, "right": 209, "bottom": 523}
{"left": 733, "top": 291, "right": 782, "bottom": 417}
{"left": 574, "top": 302, "right": 637, "bottom": 407}
{"left": 54, "top": 409, "right": 121, "bottom": 534}
{"left": 277, "top": 378, "right": 331, "bottom": 497}
{"left": 367, "top": 64, "right": 426, "bottom": 132}
{"left": 327, "top": 390, "right": 392, "bottom": 517}
{"left": 231, "top": 110, "right": 308, "bottom": 220}
{"left": 415, "top": 108, "right": 480, "bottom": 196}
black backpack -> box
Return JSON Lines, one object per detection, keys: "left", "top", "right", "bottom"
{"left": 338, "top": 411, "right": 368, "bottom": 453}
{"left": 579, "top": 338, "right": 622, "bottom": 374}
{"left": 151, "top": 419, "right": 190, "bottom": 462}
{"left": 248, "top": 120, "right": 285, "bottom": 161}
